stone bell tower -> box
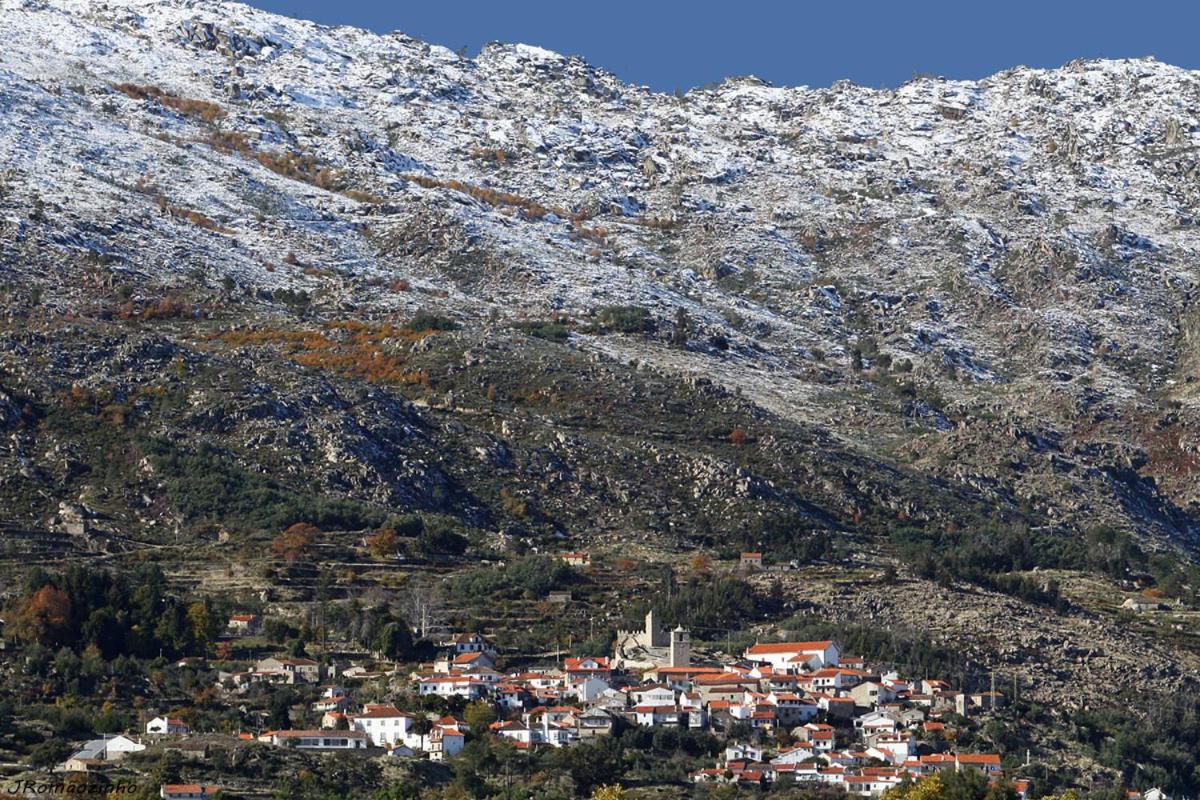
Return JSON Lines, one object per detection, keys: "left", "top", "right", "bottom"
{"left": 669, "top": 625, "right": 691, "bottom": 668}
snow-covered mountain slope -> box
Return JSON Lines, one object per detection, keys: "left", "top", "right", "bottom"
{"left": 2, "top": 0, "right": 1200, "bottom": 547}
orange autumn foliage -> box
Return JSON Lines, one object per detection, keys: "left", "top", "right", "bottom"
{"left": 272, "top": 522, "right": 319, "bottom": 563}
{"left": 219, "top": 322, "right": 435, "bottom": 389}
{"left": 14, "top": 585, "right": 72, "bottom": 645}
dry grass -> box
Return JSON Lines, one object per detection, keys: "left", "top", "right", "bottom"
{"left": 256, "top": 150, "right": 344, "bottom": 191}
{"left": 344, "top": 189, "right": 386, "bottom": 204}
{"left": 405, "top": 174, "right": 563, "bottom": 220}
{"left": 60, "top": 383, "right": 169, "bottom": 427}
{"left": 154, "top": 195, "right": 231, "bottom": 234}
{"left": 173, "top": 206, "right": 230, "bottom": 233}
{"left": 632, "top": 215, "right": 678, "bottom": 230}
{"left": 118, "top": 296, "right": 198, "bottom": 321}
{"left": 470, "top": 146, "right": 517, "bottom": 164}
{"left": 113, "top": 83, "right": 226, "bottom": 123}
{"left": 218, "top": 322, "right": 438, "bottom": 388}
{"left": 203, "top": 129, "right": 380, "bottom": 198}
{"left": 133, "top": 176, "right": 232, "bottom": 234}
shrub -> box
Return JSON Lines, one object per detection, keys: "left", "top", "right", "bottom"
{"left": 416, "top": 522, "right": 468, "bottom": 557}
{"left": 516, "top": 318, "right": 572, "bottom": 342}
{"left": 451, "top": 556, "right": 572, "bottom": 600}
{"left": 136, "top": 436, "right": 385, "bottom": 533}
{"left": 408, "top": 311, "right": 458, "bottom": 332}
{"left": 595, "top": 305, "right": 650, "bottom": 334}
{"left": 650, "top": 576, "right": 760, "bottom": 634}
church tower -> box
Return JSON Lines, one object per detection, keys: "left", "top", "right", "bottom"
{"left": 669, "top": 625, "right": 691, "bottom": 667}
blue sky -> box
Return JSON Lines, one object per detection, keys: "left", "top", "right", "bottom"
{"left": 247, "top": 1, "right": 1199, "bottom": 92}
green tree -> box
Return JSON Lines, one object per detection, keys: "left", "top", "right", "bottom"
{"left": 187, "top": 601, "right": 213, "bottom": 654}
{"left": 373, "top": 622, "right": 414, "bottom": 661}
{"left": 463, "top": 701, "right": 496, "bottom": 735}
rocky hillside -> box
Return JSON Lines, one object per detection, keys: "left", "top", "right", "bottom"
{"left": 0, "top": 0, "right": 1199, "bottom": 560}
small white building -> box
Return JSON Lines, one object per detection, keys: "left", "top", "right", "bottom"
{"left": 226, "top": 614, "right": 261, "bottom": 636}
{"left": 495, "top": 720, "right": 534, "bottom": 745}
{"left": 562, "top": 552, "right": 591, "bottom": 567}
{"left": 259, "top": 730, "right": 369, "bottom": 749}
{"left": 146, "top": 716, "right": 190, "bottom": 736}
{"left": 347, "top": 705, "right": 412, "bottom": 746}
{"left": 428, "top": 725, "right": 466, "bottom": 760}
{"left": 418, "top": 674, "right": 487, "bottom": 699}
{"left": 567, "top": 676, "right": 611, "bottom": 703}
{"left": 630, "top": 685, "right": 675, "bottom": 706}
{"left": 62, "top": 735, "right": 146, "bottom": 772}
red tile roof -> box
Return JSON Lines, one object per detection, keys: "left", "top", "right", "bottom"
{"left": 161, "top": 786, "right": 220, "bottom": 795}
{"left": 958, "top": 753, "right": 1002, "bottom": 765}
{"left": 746, "top": 640, "right": 834, "bottom": 655}
{"left": 353, "top": 705, "right": 410, "bottom": 719}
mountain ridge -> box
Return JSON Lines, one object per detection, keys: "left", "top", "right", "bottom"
{"left": 1, "top": 0, "right": 1199, "bottom": 552}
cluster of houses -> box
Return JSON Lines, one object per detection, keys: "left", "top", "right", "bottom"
{"left": 57, "top": 610, "right": 1022, "bottom": 797}
{"left": 377, "top": 614, "right": 1012, "bottom": 780}
{"left": 694, "top": 740, "right": 1019, "bottom": 796}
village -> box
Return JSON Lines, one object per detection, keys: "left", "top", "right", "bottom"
{"left": 49, "top": 549, "right": 1035, "bottom": 800}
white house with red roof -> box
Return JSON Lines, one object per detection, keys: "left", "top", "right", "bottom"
{"left": 562, "top": 552, "right": 591, "bottom": 567}
{"left": 146, "top": 716, "right": 190, "bottom": 736}
{"left": 417, "top": 674, "right": 487, "bottom": 700}
{"left": 564, "top": 656, "right": 612, "bottom": 683}
{"left": 450, "top": 651, "right": 495, "bottom": 671}
{"left": 798, "top": 723, "right": 837, "bottom": 752}
{"left": 772, "top": 743, "right": 817, "bottom": 766}
{"left": 494, "top": 683, "right": 529, "bottom": 711}
{"left": 447, "top": 632, "right": 495, "bottom": 656}
{"left": 872, "top": 732, "right": 916, "bottom": 763}
{"left": 347, "top": 704, "right": 413, "bottom": 746}
{"left": 427, "top": 724, "right": 466, "bottom": 760}
{"left": 743, "top": 640, "right": 840, "bottom": 672}
{"left": 768, "top": 691, "right": 819, "bottom": 725}
{"left": 634, "top": 705, "right": 683, "bottom": 726}
{"left": 226, "top": 613, "right": 260, "bottom": 636}
{"left": 312, "top": 685, "right": 351, "bottom": 713}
